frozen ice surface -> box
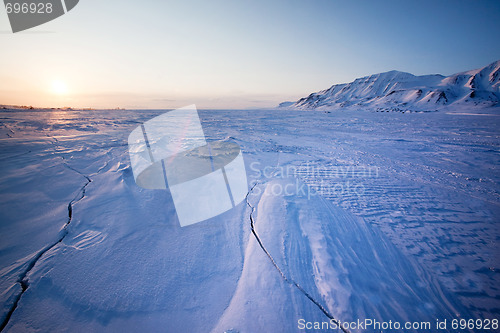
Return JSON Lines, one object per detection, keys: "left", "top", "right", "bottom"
{"left": 0, "top": 107, "right": 498, "bottom": 332}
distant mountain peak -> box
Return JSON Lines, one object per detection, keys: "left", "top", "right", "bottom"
{"left": 281, "top": 60, "right": 500, "bottom": 111}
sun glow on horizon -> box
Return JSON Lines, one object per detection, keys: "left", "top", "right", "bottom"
{"left": 51, "top": 80, "right": 69, "bottom": 95}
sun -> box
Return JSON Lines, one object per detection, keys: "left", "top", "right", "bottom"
{"left": 51, "top": 80, "right": 68, "bottom": 95}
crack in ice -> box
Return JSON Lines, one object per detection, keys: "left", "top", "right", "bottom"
{"left": 0, "top": 136, "right": 94, "bottom": 332}
{"left": 0, "top": 175, "right": 91, "bottom": 332}
{"left": 245, "top": 182, "right": 350, "bottom": 333}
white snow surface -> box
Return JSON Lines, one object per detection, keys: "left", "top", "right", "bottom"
{"left": 284, "top": 60, "right": 500, "bottom": 111}
{"left": 0, "top": 107, "right": 499, "bottom": 332}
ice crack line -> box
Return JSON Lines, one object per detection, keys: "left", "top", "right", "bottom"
{"left": 245, "top": 183, "right": 350, "bottom": 333}
{"left": 0, "top": 175, "right": 91, "bottom": 332}
{"left": 0, "top": 137, "right": 93, "bottom": 332}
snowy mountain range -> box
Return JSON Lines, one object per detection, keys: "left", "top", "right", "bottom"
{"left": 281, "top": 60, "right": 500, "bottom": 111}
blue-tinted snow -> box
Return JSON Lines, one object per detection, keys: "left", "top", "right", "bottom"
{"left": 0, "top": 107, "right": 498, "bottom": 332}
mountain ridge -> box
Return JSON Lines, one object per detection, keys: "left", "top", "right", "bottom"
{"left": 281, "top": 60, "right": 500, "bottom": 111}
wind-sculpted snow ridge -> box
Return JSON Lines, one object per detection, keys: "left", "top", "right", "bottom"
{"left": 244, "top": 183, "right": 350, "bottom": 333}
{"left": 282, "top": 59, "right": 500, "bottom": 111}
{"left": 213, "top": 177, "right": 473, "bottom": 333}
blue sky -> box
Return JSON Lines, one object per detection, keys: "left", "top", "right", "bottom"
{"left": 0, "top": 0, "right": 499, "bottom": 108}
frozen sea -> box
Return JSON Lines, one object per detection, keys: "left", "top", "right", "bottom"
{"left": 0, "top": 107, "right": 499, "bottom": 332}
